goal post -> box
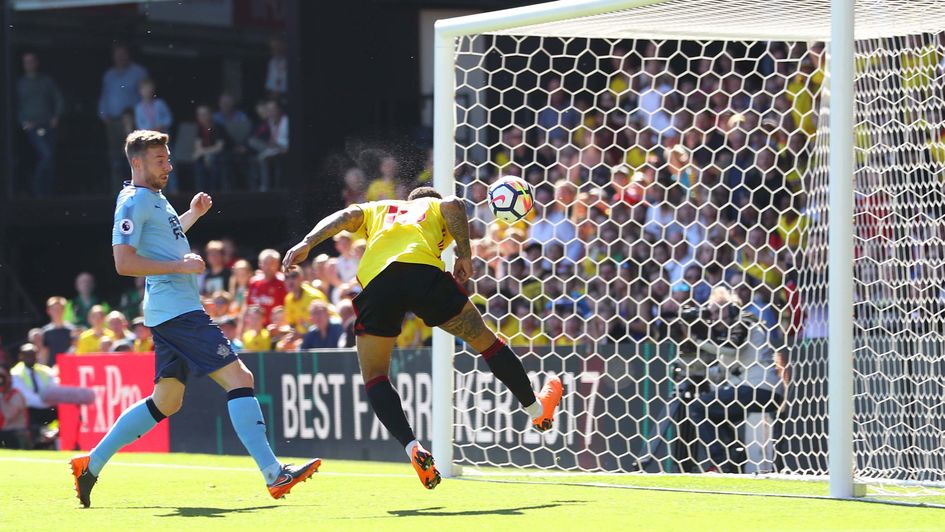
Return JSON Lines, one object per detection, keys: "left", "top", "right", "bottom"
{"left": 431, "top": 0, "right": 945, "bottom": 500}
{"left": 827, "top": 0, "right": 854, "bottom": 500}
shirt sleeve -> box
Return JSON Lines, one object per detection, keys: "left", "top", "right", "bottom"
{"left": 112, "top": 193, "right": 149, "bottom": 248}
{"left": 352, "top": 202, "right": 373, "bottom": 239}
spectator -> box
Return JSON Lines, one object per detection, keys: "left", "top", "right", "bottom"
{"left": 98, "top": 43, "right": 149, "bottom": 186}
{"left": 249, "top": 99, "right": 288, "bottom": 191}
{"left": 229, "top": 259, "right": 254, "bottom": 314}
{"left": 283, "top": 266, "right": 328, "bottom": 333}
{"left": 365, "top": 154, "right": 398, "bottom": 201}
{"left": 342, "top": 167, "right": 367, "bottom": 205}
{"left": 396, "top": 312, "right": 432, "bottom": 349}
{"left": 106, "top": 311, "right": 135, "bottom": 345}
{"left": 131, "top": 317, "right": 153, "bottom": 352}
{"left": 241, "top": 305, "right": 272, "bottom": 351}
{"left": 0, "top": 365, "right": 30, "bottom": 449}
{"left": 265, "top": 35, "right": 288, "bottom": 99}
{"left": 67, "top": 272, "right": 108, "bottom": 328}
{"left": 214, "top": 92, "right": 253, "bottom": 188}
{"left": 193, "top": 104, "right": 227, "bottom": 191}
{"left": 75, "top": 305, "right": 114, "bottom": 354}
{"left": 118, "top": 276, "right": 145, "bottom": 320}
{"left": 537, "top": 77, "right": 579, "bottom": 144}
{"left": 688, "top": 287, "right": 787, "bottom": 473}
{"left": 300, "top": 300, "right": 344, "bottom": 349}
{"left": 529, "top": 180, "right": 582, "bottom": 263}
{"left": 17, "top": 51, "right": 64, "bottom": 197}
{"left": 27, "top": 328, "right": 47, "bottom": 366}
{"left": 133, "top": 78, "right": 172, "bottom": 133}
{"left": 312, "top": 255, "right": 344, "bottom": 303}
{"left": 247, "top": 249, "right": 287, "bottom": 325}
{"left": 10, "top": 343, "right": 59, "bottom": 442}
{"left": 200, "top": 240, "right": 231, "bottom": 295}
{"left": 217, "top": 316, "right": 244, "bottom": 351}
{"left": 335, "top": 299, "right": 357, "bottom": 348}
{"left": 208, "top": 291, "right": 233, "bottom": 320}
{"left": 213, "top": 92, "right": 252, "bottom": 143}
{"left": 41, "top": 296, "right": 74, "bottom": 364}
{"left": 334, "top": 231, "right": 359, "bottom": 283}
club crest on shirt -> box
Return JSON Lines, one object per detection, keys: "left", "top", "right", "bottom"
{"left": 217, "top": 344, "right": 232, "bottom": 358}
{"left": 119, "top": 218, "right": 134, "bottom": 235}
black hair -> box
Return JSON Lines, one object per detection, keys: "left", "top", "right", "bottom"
{"left": 407, "top": 186, "right": 442, "bottom": 201}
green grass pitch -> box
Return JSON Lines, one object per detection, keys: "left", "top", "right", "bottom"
{"left": 1, "top": 449, "right": 943, "bottom": 531}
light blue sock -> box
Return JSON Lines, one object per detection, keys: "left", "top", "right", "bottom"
{"left": 227, "top": 391, "right": 281, "bottom": 484}
{"left": 88, "top": 397, "right": 161, "bottom": 476}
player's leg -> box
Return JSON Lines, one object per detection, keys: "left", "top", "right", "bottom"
{"left": 207, "top": 358, "right": 318, "bottom": 498}
{"left": 355, "top": 334, "right": 415, "bottom": 449}
{"left": 71, "top": 377, "right": 184, "bottom": 507}
{"left": 88, "top": 377, "right": 183, "bottom": 475}
{"left": 356, "top": 333, "right": 440, "bottom": 488}
{"left": 437, "top": 300, "right": 562, "bottom": 431}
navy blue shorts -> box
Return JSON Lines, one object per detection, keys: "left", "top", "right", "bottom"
{"left": 151, "top": 310, "right": 239, "bottom": 384}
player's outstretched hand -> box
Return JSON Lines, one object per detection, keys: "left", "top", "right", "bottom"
{"left": 179, "top": 253, "right": 206, "bottom": 275}
{"left": 191, "top": 192, "right": 213, "bottom": 217}
{"left": 453, "top": 256, "right": 473, "bottom": 285}
{"left": 282, "top": 242, "right": 310, "bottom": 272}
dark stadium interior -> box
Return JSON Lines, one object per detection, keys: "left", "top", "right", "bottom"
{"left": 0, "top": 0, "right": 532, "bottom": 346}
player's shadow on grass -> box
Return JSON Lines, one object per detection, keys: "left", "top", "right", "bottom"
{"left": 388, "top": 500, "right": 585, "bottom": 518}
{"left": 117, "top": 505, "right": 289, "bottom": 518}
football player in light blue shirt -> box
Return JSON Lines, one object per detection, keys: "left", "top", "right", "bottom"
{"left": 69, "top": 130, "right": 319, "bottom": 508}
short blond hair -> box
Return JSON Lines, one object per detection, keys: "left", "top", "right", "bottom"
{"left": 125, "top": 130, "right": 169, "bottom": 163}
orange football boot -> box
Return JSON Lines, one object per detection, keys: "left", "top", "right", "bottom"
{"left": 267, "top": 458, "right": 321, "bottom": 499}
{"left": 70, "top": 454, "right": 97, "bottom": 508}
{"left": 409, "top": 442, "right": 441, "bottom": 490}
{"left": 532, "top": 375, "right": 564, "bottom": 432}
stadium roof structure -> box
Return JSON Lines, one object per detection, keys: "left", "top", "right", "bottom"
{"left": 435, "top": 0, "right": 945, "bottom": 42}
{"left": 13, "top": 0, "right": 176, "bottom": 11}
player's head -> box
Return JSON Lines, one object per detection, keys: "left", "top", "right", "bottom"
{"left": 258, "top": 249, "right": 281, "bottom": 277}
{"left": 308, "top": 300, "right": 330, "bottom": 329}
{"left": 18, "top": 343, "right": 38, "bottom": 368}
{"left": 285, "top": 266, "right": 303, "bottom": 292}
{"left": 407, "top": 186, "right": 442, "bottom": 201}
{"left": 46, "top": 296, "right": 67, "bottom": 320}
{"left": 88, "top": 305, "right": 107, "bottom": 328}
{"left": 125, "top": 130, "right": 172, "bottom": 191}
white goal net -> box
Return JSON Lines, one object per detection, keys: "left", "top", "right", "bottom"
{"left": 437, "top": 0, "right": 945, "bottom": 499}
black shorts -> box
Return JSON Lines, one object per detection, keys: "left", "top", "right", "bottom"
{"left": 353, "top": 262, "right": 468, "bottom": 337}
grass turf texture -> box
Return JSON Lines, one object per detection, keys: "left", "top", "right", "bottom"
{"left": 1, "top": 450, "right": 943, "bottom": 531}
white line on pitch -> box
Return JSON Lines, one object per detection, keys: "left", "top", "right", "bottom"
{"left": 0, "top": 456, "right": 412, "bottom": 478}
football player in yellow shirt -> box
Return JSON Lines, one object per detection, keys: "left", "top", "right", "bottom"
{"left": 283, "top": 186, "right": 562, "bottom": 490}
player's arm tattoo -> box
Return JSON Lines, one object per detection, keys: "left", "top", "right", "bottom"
{"left": 440, "top": 197, "right": 472, "bottom": 259}
{"left": 302, "top": 205, "right": 364, "bottom": 249}
{"left": 439, "top": 303, "right": 488, "bottom": 342}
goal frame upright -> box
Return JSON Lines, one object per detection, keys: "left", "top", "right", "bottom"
{"left": 431, "top": 0, "right": 856, "bottom": 498}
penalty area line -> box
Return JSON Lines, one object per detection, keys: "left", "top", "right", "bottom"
{"left": 0, "top": 456, "right": 412, "bottom": 478}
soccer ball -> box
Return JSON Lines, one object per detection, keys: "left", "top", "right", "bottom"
{"left": 488, "top": 176, "right": 534, "bottom": 223}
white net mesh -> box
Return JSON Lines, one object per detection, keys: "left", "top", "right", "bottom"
{"left": 446, "top": 14, "right": 945, "bottom": 500}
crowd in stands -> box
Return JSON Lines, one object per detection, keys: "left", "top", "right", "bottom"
{"left": 334, "top": 43, "right": 821, "bottom": 349}
{"left": 5, "top": 40, "right": 827, "bottom": 363}
{"left": 1, "top": 227, "right": 438, "bottom": 371}
{"left": 16, "top": 37, "right": 290, "bottom": 197}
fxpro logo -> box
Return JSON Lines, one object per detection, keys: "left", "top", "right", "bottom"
{"left": 78, "top": 365, "right": 144, "bottom": 433}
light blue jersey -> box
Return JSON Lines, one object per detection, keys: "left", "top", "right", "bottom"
{"left": 112, "top": 183, "right": 202, "bottom": 326}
